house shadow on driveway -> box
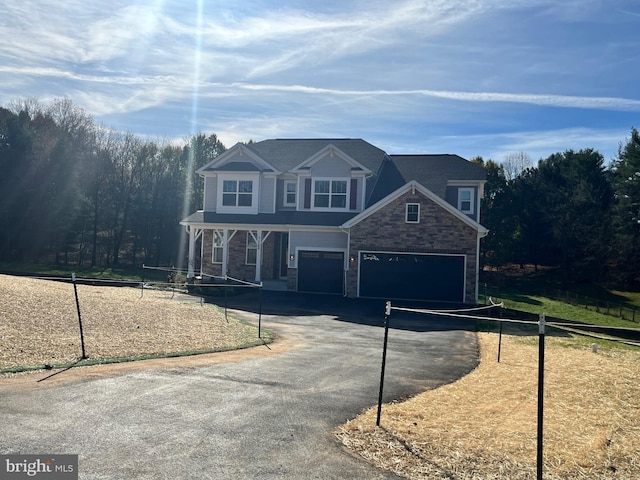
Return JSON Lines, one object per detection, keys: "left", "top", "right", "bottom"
{"left": 202, "top": 289, "right": 479, "bottom": 333}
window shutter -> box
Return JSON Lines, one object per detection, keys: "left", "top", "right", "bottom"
{"left": 350, "top": 179, "right": 358, "bottom": 210}
{"left": 304, "top": 178, "right": 312, "bottom": 209}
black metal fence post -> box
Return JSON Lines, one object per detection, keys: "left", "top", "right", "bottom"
{"left": 498, "top": 320, "right": 503, "bottom": 363}
{"left": 72, "top": 273, "right": 87, "bottom": 359}
{"left": 376, "top": 301, "right": 392, "bottom": 427}
{"left": 537, "top": 313, "right": 545, "bottom": 480}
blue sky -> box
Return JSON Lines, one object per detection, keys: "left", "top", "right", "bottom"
{"left": 2, "top": 0, "right": 639, "bottom": 163}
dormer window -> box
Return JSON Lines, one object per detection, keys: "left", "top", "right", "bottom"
{"left": 313, "top": 179, "right": 347, "bottom": 209}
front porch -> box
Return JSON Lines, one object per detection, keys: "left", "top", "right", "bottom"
{"left": 190, "top": 227, "right": 290, "bottom": 285}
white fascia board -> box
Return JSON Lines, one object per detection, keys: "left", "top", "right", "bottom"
{"left": 342, "top": 180, "right": 488, "bottom": 234}
{"left": 196, "top": 143, "right": 281, "bottom": 175}
{"left": 291, "top": 144, "right": 372, "bottom": 174}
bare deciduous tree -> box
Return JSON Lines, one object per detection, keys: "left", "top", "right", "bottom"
{"left": 502, "top": 151, "right": 533, "bottom": 181}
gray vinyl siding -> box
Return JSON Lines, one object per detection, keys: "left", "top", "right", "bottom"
{"left": 204, "top": 177, "right": 217, "bottom": 211}
{"left": 289, "top": 230, "right": 348, "bottom": 267}
{"left": 260, "top": 177, "right": 276, "bottom": 213}
{"left": 310, "top": 156, "right": 352, "bottom": 177}
{"left": 445, "top": 185, "right": 479, "bottom": 222}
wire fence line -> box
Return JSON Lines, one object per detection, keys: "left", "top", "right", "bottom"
{"left": 391, "top": 302, "right": 640, "bottom": 345}
{"left": 480, "top": 283, "right": 640, "bottom": 323}
{"left": 380, "top": 301, "right": 640, "bottom": 480}
{"left": 0, "top": 271, "right": 267, "bottom": 373}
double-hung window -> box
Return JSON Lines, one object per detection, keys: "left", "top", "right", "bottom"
{"left": 313, "top": 179, "right": 347, "bottom": 209}
{"left": 458, "top": 188, "right": 474, "bottom": 214}
{"left": 246, "top": 231, "right": 258, "bottom": 265}
{"left": 223, "top": 180, "right": 253, "bottom": 207}
{"left": 406, "top": 203, "right": 420, "bottom": 223}
{"left": 284, "top": 181, "right": 296, "bottom": 207}
{"left": 212, "top": 231, "right": 224, "bottom": 263}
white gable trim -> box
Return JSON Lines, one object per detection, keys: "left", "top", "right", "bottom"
{"left": 197, "top": 143, "right": 281, "bottom": 175}
{"left": 291, "top": 144, "right": 372, "bottom": 174}
{"left": 342, "top": 180, "right": 488, "bottom": 235}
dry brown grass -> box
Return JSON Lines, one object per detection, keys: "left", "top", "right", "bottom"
{"left": 336, "top": 332, "right": 640, "bottom": 479}
{"left": 0, "top": 274, "right": 265, "bottom": 371}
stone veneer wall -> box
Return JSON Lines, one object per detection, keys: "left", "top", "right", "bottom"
{"left": 347, "top": 191, "right": 480, "bottom": 303}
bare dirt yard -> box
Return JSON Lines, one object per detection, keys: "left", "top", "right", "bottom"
{"left": 336, "top": 332, "right": 640, "bottom": 479}
{"left": 0, "top": 274, "right": 268, "bottom": 372}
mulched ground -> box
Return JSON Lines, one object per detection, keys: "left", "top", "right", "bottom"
{"left": 0, "top": 274, "right": 265, "bottom": 371}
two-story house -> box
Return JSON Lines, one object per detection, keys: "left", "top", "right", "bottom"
{"left": 180, "top": 138, "right": 487, "bottom": 304}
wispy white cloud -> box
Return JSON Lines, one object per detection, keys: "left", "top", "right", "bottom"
{"left": 1, "top": 0, "right": 638, "bottom": 163}
{"left": 427, "top": 127, "right": 630, "bottom": 163}
{"left": 233, "top": 83, "right": 640, "bottom": 112}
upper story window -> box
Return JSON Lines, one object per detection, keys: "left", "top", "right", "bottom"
{"left": 223, "top": 180, "right": 253, "bottom": 207}
{"left": 405, "top": 203, "right": 420, "bottom": 223}
{"left": 458, "top": 188, "right": 475, "bottom": 214}
{"left": 313, "top": 179, "right": 347, "bottom": 209}
{"left": 284, "top": 180, "right": 297, "bottom": 207}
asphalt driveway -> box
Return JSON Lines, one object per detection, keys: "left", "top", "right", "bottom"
{"left": 1, "top": 292, "right": 478, "bottom": 479}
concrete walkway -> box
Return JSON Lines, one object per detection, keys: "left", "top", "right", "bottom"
{"left": 1, "top": 292, "right": 478, "bottom": 479}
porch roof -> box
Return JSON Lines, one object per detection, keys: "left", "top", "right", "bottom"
{"left": 181, "top": 210, "right": 358, "bottom": 227}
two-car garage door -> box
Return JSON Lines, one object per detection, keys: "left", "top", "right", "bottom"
{"left": 296, "top": 249, "right": 466, "bottom": 302}
{"left": 358, "top": 251, "right": 465, "bottom": 303}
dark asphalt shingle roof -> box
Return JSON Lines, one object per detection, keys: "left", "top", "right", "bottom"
{"left": 245, "top": 138, "right": 389, "bottom": 173}
{"left": 367, "top": 154, "right": 486, "bottom": 205}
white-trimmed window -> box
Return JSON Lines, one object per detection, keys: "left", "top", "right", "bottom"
{"left": 284, "top": 180, "right": 297, "bottom": 207}
{"left": 405, "top": 203, "right": 420, "bottom": 223}
{"left": 222, "top": 180, "right": 253, "bottom": 207}
{"left": 313, "top": 179, "right": 347, "bottom": 209}
{"left": 458, "top": 188, "right": 475, "bottom": 214}
{"left": 246, "top": 231, "right": 258, "bottom": 265}
{"left": 212, "top": 231, "right": 224, "bottom": 264}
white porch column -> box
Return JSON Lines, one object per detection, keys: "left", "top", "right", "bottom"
{"left": 255, "top": 230, "right": 262, "bottom": 282}
{"left": 187, "top": 226, "right": 202, "bottom": 278}
{"left": 222, "top": 228, "right": 229, "bottom": 277}
{"left": 251, "top": 230, "right": 272, "bottom": 283}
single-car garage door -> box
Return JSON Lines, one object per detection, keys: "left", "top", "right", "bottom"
{"left": 358, "top": 251, "right": 465, "bottom": 302}
{"left": 298, "top": 250, "right": 344, "bottom": 294}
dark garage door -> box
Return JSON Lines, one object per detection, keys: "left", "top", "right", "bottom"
{"left": 358, "top": 251, "right": 465, "bottom": 302}
{"left": 298, "top": 251, "right": 344, "bottom": 294}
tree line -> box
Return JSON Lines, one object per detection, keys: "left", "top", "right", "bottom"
{"left": 476, "top": 128, "right": 640, "bottom": 288}
{"left": 1, "top": 98, "right": 638, "bottom": 288}
{"left": 0, "top": 98, "right": 226, "bottom": 269}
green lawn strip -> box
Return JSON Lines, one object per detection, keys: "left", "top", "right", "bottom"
{"left": 487, "top": 291, "right": 639, "bottom": 329}
{"left": 0, "top": 262, "right": 168, "bottom": 282}
{"left": 1, "top": 331, "right": 276, "bottom": 375}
